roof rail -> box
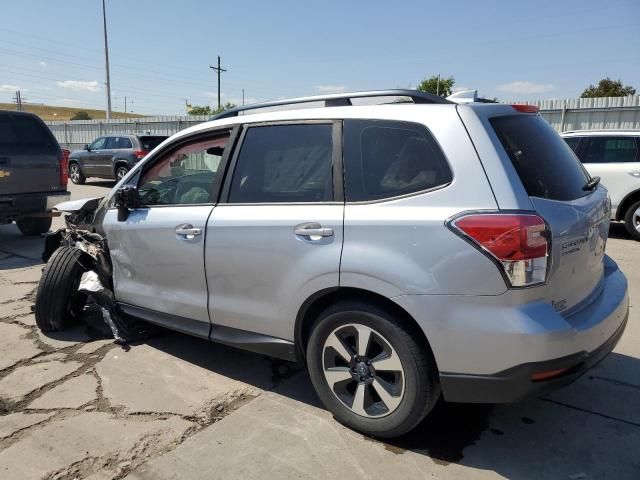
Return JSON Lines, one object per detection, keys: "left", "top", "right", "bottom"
{"left": 210, "top": 89, "right": 451, "bottom": 120}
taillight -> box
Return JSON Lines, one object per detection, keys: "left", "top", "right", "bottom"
{"left": 511, "top": 104, "right": 539, "bottom": 113}
{"left": 449, "top": 213, "right": 549, "bottom": 287}
{"left": 60, "top": 149, "right": 69, "bottom": 187}
{"left": 134, "top": 150, "right": 148, "bottom": 160}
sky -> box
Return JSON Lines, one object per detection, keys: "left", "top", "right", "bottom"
{"left": 0, "top": 0, "right": 638, "bottom": 115}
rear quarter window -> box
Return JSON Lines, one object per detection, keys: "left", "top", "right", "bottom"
{"left": 490, "top": 115, "right": 589, "bottom": 201}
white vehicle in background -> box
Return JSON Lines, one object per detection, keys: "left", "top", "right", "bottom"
{"left": 562, "top": 130, "right": 640, "bottom": 240}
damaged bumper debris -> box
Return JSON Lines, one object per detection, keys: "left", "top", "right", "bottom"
{"left": 42, "top": 198, "right": 158, "bottom": 348}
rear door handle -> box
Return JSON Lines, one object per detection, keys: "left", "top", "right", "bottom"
{"left": 176, "top": 224, "right": 202, "bottom": 239}
{"left": 294, "top": 223, "right": 334, "bottom": 238}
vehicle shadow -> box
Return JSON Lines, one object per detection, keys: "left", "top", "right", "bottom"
{"left": 140, "top": 328, "right": 640, "bottom": 478}
{"left": 609, "top": 221, "right": 634, "bottom": 240}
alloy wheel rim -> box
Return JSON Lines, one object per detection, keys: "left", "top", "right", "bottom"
{"left": 69, "top": 165, "right": 79, "bottom": 182}
{"left": 322, "top": 323, "right": 405, "bottom": 418}
{"left": 634, "top": 207, "right": 640, "bottom": 233}
{"left": 117, "top": 168, "right": 127, "bottom": 180}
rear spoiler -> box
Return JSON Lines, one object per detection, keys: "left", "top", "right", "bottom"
{"left": 447, "top": 90, "right": 498, "bottom": 104}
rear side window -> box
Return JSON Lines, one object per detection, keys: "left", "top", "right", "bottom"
{"left": 228, "top": 124, "right": 333, "bottom": 203}
{"left": 106, "top": 137, "right": 133, "bottom": 149}
{"left": 139, "top": 136, "right": 167, "bottom": 150}
{"left": 563, "top": 137, "right": 580, "bottom": 153}
{"left": 343, "top": 120, "right": 452, "bottom": 202}
{"left": 582, "top": 137, "right": 638, "bottom": 163}
{"left": 0, "top": 113, "right": 57, "bottom": 152}
{"left": 491, "top": 115, "right": 589, "bottom": 201}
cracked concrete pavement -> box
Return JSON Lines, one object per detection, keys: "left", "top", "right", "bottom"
{"left": 1, "top": 181, "right": 639, "bottom": 479}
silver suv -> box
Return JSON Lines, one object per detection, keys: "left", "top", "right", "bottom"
{"left": 35, "top": 90, "right": 629, "bottom": 438}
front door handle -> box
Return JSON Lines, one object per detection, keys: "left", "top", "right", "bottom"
{"left": 176, "top": 224, "right": 202, "bottom": 239}
{"left": 294, "top": 222, "right": 334, "bottom": 238}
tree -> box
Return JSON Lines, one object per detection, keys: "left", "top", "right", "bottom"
{"left": 581, "top": 78, "right": 636, "bottom": 98}
{"left": 212, "top": 102, "right": 237, "bottom": 115}
{"left": 416, "top": 75, "right": 455, "bottom": 97}
{"left": 71, "top": 111, "right": 91, "bottom": 120}
{"left": 187, "top": 102, "right": 236, "bottom": 116}
{"left": 187, "top": 105, "right": 212, "bottom": 115}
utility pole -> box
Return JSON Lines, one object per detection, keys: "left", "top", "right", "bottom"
{"left": 13, "top": 90, "right": 22, "bottom": 111}
{"left": 185, "top": 99, "right": 190, "bottom": 114}
{"left": 124, "top": 96, "right": 127, "bottom": 123}
{"left": 209, "top": 55, "right": 226, "bottom": 110}
{"left": 242, "top": 88, "right": 245, "bottom": 106}
{"left": 436, "top": 74, "right": 440, "bottom": 96}
{"left": 101, "top": 0, "right": 112, "bottom": 121}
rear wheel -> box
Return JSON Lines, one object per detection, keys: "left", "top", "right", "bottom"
{"left": 69, "top": 162, "right": 85, "bottom": 185}
{"left": 115, "top": 165, "right": 129, "bottom": 181}
{"left": 16, "top": 216, "right": 52, "bottom": 236}
{"left": 623, "top": 200, "right": 640, "bottom": 241}
{"left": 307, "top": 300, "right": 440, "bottom": 438}
{"left": 35, "top": 247, "right": 89, "bottom": 332}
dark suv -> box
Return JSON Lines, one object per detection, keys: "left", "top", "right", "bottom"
{"left": 0, "top": 110, "right": 70, "bottom": 235}
{"left": 68, "top": 134, "right": 167, "bottom": 184}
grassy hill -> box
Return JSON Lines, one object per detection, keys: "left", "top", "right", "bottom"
{"left": 0, "top": 103, "right": 146, "bottom": 121}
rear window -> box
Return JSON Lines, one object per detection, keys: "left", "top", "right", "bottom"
{"left": 0, "top": 113, "right": 57, "bottom": 152}
{"left": 490, "top": 115, "right": 589, "bottom": 201}
{"left": 139, "top": 136, "right": 167, "bottom": 150}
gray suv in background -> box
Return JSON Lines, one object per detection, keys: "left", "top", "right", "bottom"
{"left": 0, "top": 110, "right": 70, "bottom": 235}
{"left": 36, "top": 90, "right": 628, "bottom": 438}
{"left": 68, "top": 134, "right": 167, "bottom": 184}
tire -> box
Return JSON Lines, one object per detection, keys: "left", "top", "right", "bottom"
{"left": 623, "top": 200, "right": 640, "bottom": 241}
{"left": 307, "top": 300, "right": 441, "bottom": 438}
{"left": 15, "top": 216, "right": 52, "bottom": 236}
{"left": 69, "top": 162, "right": 85, "bottom": 185}
{"left": 35, "top": 247, "right": 89, "bottom": 332}
{"left": 115, "top": 165, "right": 129, "bottom": 182}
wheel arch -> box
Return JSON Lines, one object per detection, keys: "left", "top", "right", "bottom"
{"left": 113, "top": 158, "right": 130, "bottom": 175}
{"left": 616, "top": 189, "right": 640, "bottom": 220}
{"left": 294, "top": 286, "right": 434, "bottom": 364}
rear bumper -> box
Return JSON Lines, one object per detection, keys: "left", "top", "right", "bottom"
{"left": 0, "top": 191, "right": 70, "bottom": 219}
{"left": 393, "top": 255, "right": 629, "bottom": 403}
{"left": 439, "top": 311, "right": 627, "bottom": 403}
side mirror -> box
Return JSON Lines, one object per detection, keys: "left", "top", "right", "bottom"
{"left": 84, "top": 144, "right": 90, "bottom": 151}
{"left": 114, "top": 185, "right": 140, "bottom": 221}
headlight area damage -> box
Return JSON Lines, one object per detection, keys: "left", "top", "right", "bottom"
{"left": 36, "top": 197, "right": 157, "bottom": 349}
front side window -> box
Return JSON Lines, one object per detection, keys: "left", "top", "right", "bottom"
{"left": 138, "top": 132, "right": 230, "bottom": 205}
{"left": 228, "top": 124, "right": 333, "bottom": 203}
{"left": 343, "top": 120, "right": 452, "bottom": 201}
{"left": 89, "top": 137, "right": 106, "bottom": 150}
{"left": 582, "top": 137, "right": 638, "bottom": 163}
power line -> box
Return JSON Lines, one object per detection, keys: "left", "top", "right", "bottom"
{"left": 209, "top": 55, "right": 226, "bottom": 110}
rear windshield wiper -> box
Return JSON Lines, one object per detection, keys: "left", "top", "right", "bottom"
{"left": 583, "top": 176, "right": 601, "bottom": 191}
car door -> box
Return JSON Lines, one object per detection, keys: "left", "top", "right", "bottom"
{"left": 101, "top": 128, "right": 236, "bottom": 338}
{"left": 578, "top": 136, "right": 640, "bottom": 215}
{"left": 205, "top": 122, "right": 344, "bottom": 342}
{"left": 82, "top": 137, "right": 107, "bottom": 176}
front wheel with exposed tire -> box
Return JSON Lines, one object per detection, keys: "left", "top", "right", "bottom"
{"left": 306, "top": 300, "right": 441, "bottom": 438}
{"left": 623, "top": 200, "right": 640, "bottom": 241}
{"left": 35, "top": 247, "right": 89, "bottom": 332}
{"left": 115, "top": 165, "right": 129, "bottom": 182}
{"left": 69, "top": 162, "right": 85, "bottom": 185}
{"left": 16, "top": 216, "right": 52, "bottom": 236}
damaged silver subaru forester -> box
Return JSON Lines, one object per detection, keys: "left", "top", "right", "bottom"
{"left": 36, "top": 90, "right": 629, "bottom": 438}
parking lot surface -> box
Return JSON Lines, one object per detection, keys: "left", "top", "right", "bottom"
{"left": 1, "top": 180, "right": 639, "bottom": 479}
